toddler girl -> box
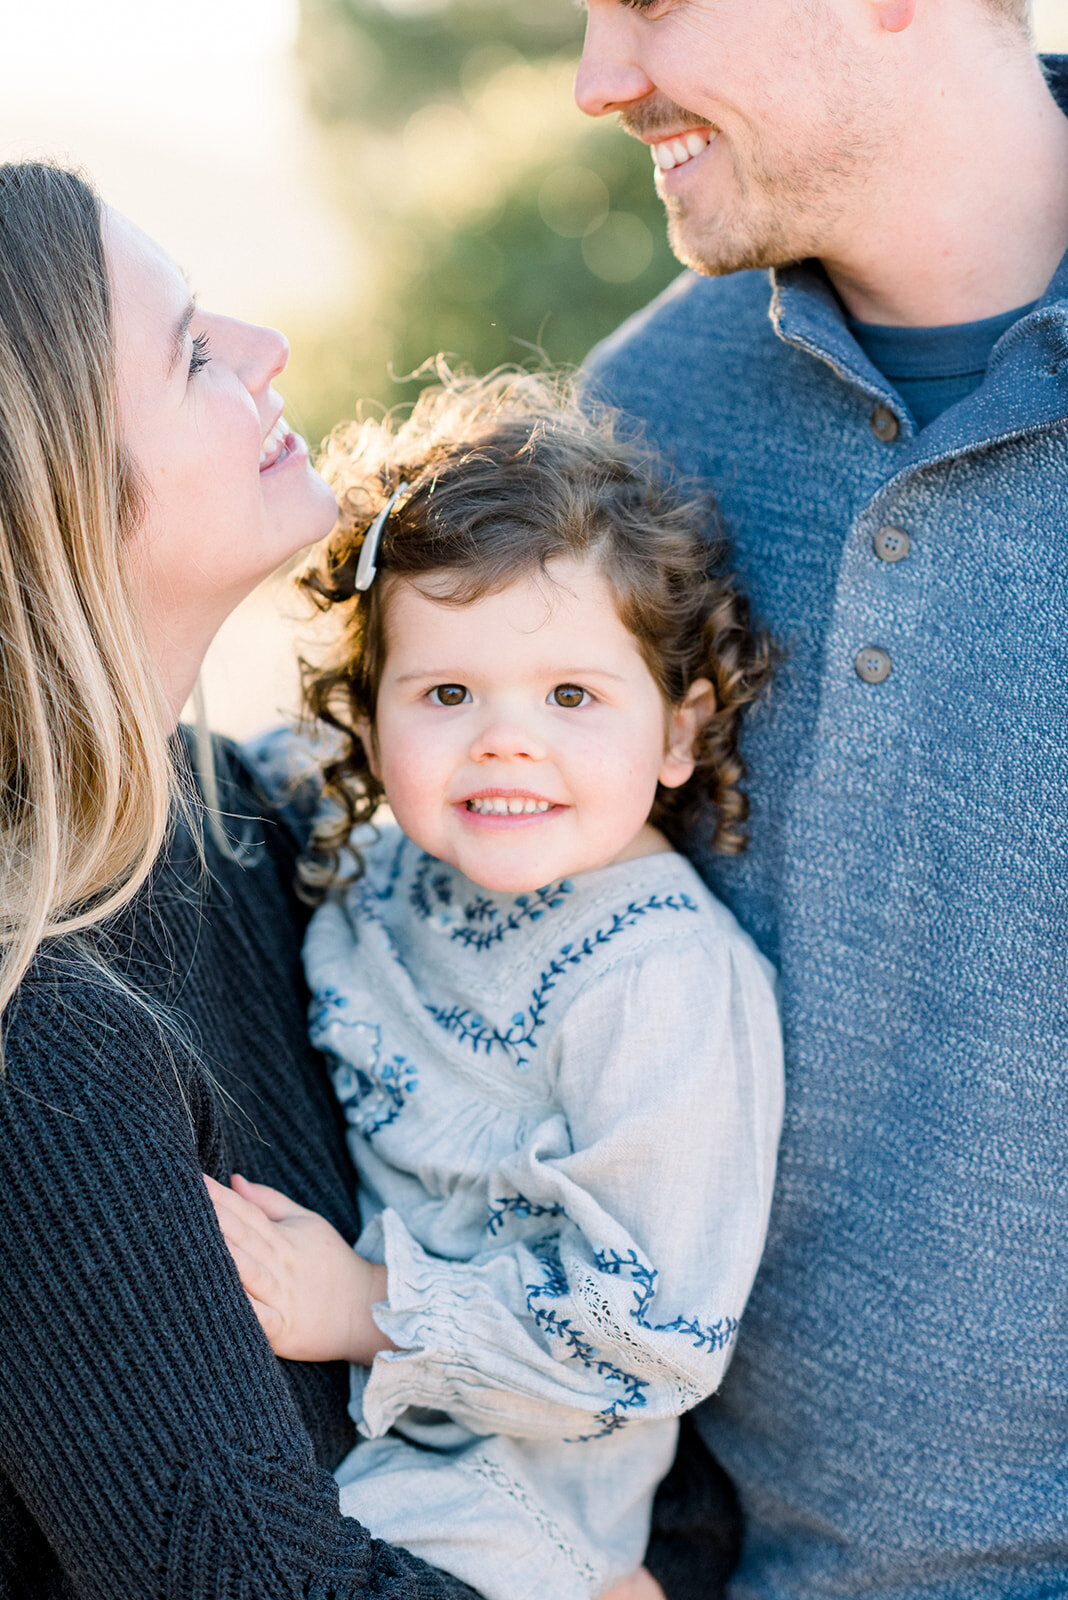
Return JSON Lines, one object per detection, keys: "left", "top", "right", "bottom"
{"left": 210, "top": 371, "right": 783, "bottom": 1600}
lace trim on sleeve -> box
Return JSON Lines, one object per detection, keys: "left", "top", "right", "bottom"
{"left": 574, "top": 1271, "right": 704, "bottom": 1409}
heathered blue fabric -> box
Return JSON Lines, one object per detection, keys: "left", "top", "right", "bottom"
{"left": 847, "top": 301, "right": 1036, "bottom": 429}
{"left": 588, "top": 54, "right": 1068, "bottom": 1600}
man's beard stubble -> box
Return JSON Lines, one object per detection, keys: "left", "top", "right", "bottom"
{"left": 619, "top": 87, "right": 881, "bottom": 280}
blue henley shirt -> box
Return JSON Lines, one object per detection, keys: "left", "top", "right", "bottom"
{"left": 588, "top": 54, "right": 1068, "bottom": 1600}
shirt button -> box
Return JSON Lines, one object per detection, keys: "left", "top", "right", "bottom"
{"left": 870, "top": 405, "right": 899, "bottom": 443}
{"left": 873, "top": 525, "right": 911, "bottom": 562}
{"left": 855, "top": 647, "right": 892, "bottom": 684}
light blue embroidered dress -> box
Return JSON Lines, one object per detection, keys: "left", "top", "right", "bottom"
{"left": 303, "top": 827, "right": 783, "bottom": 1600}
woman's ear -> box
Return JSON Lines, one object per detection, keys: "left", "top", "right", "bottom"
{"left": 659, "top": 678, "right": 716, "bottom": 790}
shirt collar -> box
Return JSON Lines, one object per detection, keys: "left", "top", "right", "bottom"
{"left": 767, "top": 55, "right": 1068, "bottom": 449}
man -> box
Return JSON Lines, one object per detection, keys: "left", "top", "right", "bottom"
{"left": 576, "top": 2, "right": 1068, "bottom": 1597}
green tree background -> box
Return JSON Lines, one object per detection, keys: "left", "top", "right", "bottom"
{"left": 283, "top": 0, "right": 683, "bottom": 443}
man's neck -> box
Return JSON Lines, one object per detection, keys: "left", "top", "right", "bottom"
{"left": 820, "top": 45, "right": 1068, "bottom": 328}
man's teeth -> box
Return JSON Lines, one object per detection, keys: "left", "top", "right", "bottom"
{"left": 259, "top": 417, "right": 289, "bottom": 467}
{"left": 651, "top": 131, "right": 714, "bottom": 171}
{"left": 467, "top": 797, "right": 553, "bottom": 816}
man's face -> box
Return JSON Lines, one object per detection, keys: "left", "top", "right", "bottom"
{"left": 575, "top": 0, "right": 890, "bottom": 277}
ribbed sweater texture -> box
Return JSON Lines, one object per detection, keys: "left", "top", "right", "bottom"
{"left": 0, "top": 740, "right": 480, "bottom": 1600}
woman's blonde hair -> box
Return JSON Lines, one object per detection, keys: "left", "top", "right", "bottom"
{"left": 0, "top": 163, "right": 178, "bottom": 1037}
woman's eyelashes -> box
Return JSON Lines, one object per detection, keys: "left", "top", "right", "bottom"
{"left": 188, "top": 330, "right": 212, "bottom": 377}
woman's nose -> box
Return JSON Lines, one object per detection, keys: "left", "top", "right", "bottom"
{"left": 215, "top": 314, "right": 289, "bottom": 394}
{"left": 574, "top": 7, "right": 655, "bottom": 119}
{"left": 246, "top": 322, "right": 289, "bottom": 391}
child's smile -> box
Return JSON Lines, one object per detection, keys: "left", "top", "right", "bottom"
{"left": 461, "top": 791, "right": 557, "bottom": 819}
{"left": 366, "top": 556, "right": 704, "bottom": 894}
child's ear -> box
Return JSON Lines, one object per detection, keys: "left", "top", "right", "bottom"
{"left": 355, "top": 717, "right": 381, "bottom": 782}
{"left": 659, "top": 678, "right": 716, "bottom": 789}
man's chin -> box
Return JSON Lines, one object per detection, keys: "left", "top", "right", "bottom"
{"left": 665, "top": 210, "right": 805, "bottom": 279}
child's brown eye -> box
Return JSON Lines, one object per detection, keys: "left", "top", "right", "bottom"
{"left": 429, "top": 684, "right": 469, "bottom": 707}
{"left": 551, "top": 685, "right": 588, "bottom": 709}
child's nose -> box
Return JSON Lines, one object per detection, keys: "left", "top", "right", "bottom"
{"left": 469, "top": 714, "right": 546, "bottom": 763}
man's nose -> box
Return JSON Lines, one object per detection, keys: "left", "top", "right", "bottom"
{"left": 574, "top": 7, "right": 655, "bottom": 119}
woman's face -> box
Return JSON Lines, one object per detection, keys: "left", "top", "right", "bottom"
{"left": 105, "top": 207, "right": 338, "bottom": 713}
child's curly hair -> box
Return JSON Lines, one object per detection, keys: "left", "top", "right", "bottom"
{"left": 300, "top": 365, "right": 772, "bottom": 886}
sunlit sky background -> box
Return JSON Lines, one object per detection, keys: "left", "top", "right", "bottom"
{"left": 0, "top": 0, "right": 354, "bottom": 318}
{"left": 2, "top": 0, "right": 1066, "bottom": 735}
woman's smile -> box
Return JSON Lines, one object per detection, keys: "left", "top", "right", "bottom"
{"left": 106, "top": 206, "right": 337, "bottom": 716}
{"left": 259, "top": 414, "right": 294, "bottom": 471}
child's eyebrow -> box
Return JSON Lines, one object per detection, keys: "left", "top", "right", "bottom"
{"left": 393, "top": 670, "right": 460, "bottom": 684}
{"left": 392, "top": 668, "right": 629, "bottom": 684}
{"left": 557, "top": 669, "right": 627, "bottom": 682}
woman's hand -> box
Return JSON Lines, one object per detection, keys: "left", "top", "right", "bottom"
{"left": 598, "top": 1569, "right": 667, "bottom": 1600}
{"left": 204, "top": 1173, "right": 395, "bottom": 1365}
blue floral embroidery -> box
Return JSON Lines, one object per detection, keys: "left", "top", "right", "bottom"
{"left": 378, "top": 831, "right": 408, "bottom": 900}
{"left": 325, "top": 1019, "right": 419, "bottom": 1139}
{"left": 409, "top": 853, "right": 455, "bottom": 921}
{"left": 486, "top": 1194, "right": 566, "bottom": 1237}
{"left": 525, "top": 1256, "right": 649, "bottom": 1442}
{"left": 346, "top": 877, "right": 405, "bottom": 963}
{"left": 528, "top": 1234, "right": 568, "bottom": 1297}
{"left": 596, "top": 1248, "right": 739, "bottom": 1354}
{"left": 425, "top": 893, "right": 700, "bottom": 1068}
{"left": 452, "top": 882, "right": 574, "bottom": 952}
{"left": 421, "top": 1004, "right": 529, "bottom": 1066}
{"left": 309, "top": 984, "right": 348, "bottom": 1040}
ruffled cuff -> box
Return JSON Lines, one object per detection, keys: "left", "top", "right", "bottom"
{"left": 356, "top": 1208, "right": 478, "bottom": 1439}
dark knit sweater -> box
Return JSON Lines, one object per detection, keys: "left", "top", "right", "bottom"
{"left": 0, "top": 738, "right": 480, "bottom": 1600}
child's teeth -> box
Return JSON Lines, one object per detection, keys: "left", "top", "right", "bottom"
{"left": 467, "top": 797, "right": 552, "bottom": 816}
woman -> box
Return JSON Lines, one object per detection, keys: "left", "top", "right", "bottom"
{"left": 0, "top": 160, "right": 482, "bottom": 1599}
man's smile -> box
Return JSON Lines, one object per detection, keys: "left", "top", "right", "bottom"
{"left": 650, "top": 130, "right": 717, "bottom": 171}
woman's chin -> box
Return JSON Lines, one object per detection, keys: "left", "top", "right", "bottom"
{"left": 304, "top": 470, "right": 342, "bottom": 540}
{"left": 267, "top": 469, "right": 339, "bottom": 562}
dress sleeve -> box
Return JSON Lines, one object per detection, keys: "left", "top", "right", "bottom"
{"left": 0, "top": 978, "right": 480, "bottom": 1600}
{"left": 358, "top": 932, "right": 783, "bottom": 1443}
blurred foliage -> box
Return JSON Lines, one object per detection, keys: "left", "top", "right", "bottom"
{"left": 285, "top": 0, "right": 682, "bottom": 443}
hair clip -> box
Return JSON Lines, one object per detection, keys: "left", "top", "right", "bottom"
{"left": 354, "top": 481, "right": 410, "bottom": 592}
